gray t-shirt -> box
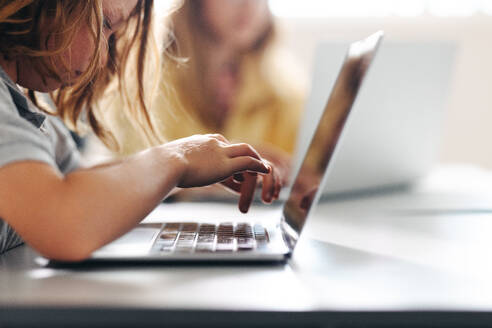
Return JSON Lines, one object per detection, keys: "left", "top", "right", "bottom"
{"left": 0, "top": 66, "right": 80, "bottom": 254}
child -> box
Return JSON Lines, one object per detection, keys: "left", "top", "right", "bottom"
{"left": 0, "top": 0, "right": 280, "bottom": 261}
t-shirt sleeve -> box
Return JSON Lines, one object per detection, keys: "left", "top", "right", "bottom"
{"left": 50, "top": 117, "right": 81, "bottom": 174}
{"left": 0, "top": 82, "right": 56, "bottom": 169}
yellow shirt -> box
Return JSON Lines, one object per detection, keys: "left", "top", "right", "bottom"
{"left": 105, "top": 48, "right": 305, "bottom": 157}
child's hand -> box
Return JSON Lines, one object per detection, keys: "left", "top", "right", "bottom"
{"left": 160, "top": 134, "right": 281, "bottom": 211}
{"left": 251, "top": 143, "right": 292, "bottom": 186}
{"left": 221, "top": 160, "right": 281, "bottom": 213}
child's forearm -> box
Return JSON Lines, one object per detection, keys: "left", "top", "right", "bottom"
{"left": 0, "top": 147, "right": 185, "bottom": 261}
{"left": 60, "top": 147, "right": 185, "bottom": 255}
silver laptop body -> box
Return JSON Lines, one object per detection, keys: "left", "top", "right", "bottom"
{"left": 89, "top": 31, "right": 384, "bottom": 262}
{"left": 295, "top": 40, "right": 456, "bottom": 195}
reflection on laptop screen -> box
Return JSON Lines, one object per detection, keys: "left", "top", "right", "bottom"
{"left": 281, "top": 31, "right": 384, "bottom": 249}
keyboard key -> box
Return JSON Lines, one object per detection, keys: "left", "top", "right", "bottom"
{"left": 237, "top": 237, "right": 255, "bottom": 250}
{"left": 197, "top": 235, "right": 215, "bottom": 243}
{"left": 235, "top": 223, "right": 254, "bottom": 238}
{"left": 160, "top": 246, "right": 174, "bottom": 252}
{"left": 198, "top": 223, "right": 216, "bottom": 234}
{"left": 160, "top": 232, "right": 178, "bottom": 241}
{"left": 196, "top": 231, "right": 215, "bottom": 251}
{"left": 155, "top": 232, "right": 178, "bottom": 249}
{"left": 174, "top": 246, "right": 193, "bottom": 253}
{"left": 217, "top": 223, "right": 234, "bottom": 238}
{"left": 157, "top": 239, "right": 176, "bottom": 248}
{"left": 235, "top": 223, "right": 255, "bottom": 251}
{"left": 195, "top": 243, "right": 214, "bottom": 252}
{"left": 181, "top": 223, "right": 199, "bottom": 233}
{"left": 175, "top": 231, "right": 197, "bottom": 252}
{"left": 216, "top": 236, "right": 234, "bottom": 252}
{"left": 163, "top": 222, "right": 181, "bottom": 232}
{"left": 178, "top": 232, "right": 196, "bottom": 239}
{"left": 253, "top": 224, "right": 269, "bottom": 244}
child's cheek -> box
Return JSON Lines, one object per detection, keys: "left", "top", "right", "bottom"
{"left": 65, "top": 26, "right": 96, "bottom": 78}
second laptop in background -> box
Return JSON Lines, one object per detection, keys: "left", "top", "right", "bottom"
{"left": 294, "top": 40, "right": 456, "bottom": 196}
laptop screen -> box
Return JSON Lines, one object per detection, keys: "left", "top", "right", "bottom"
{"left": 280, "top": 31, "right": 384, "bottom": 250}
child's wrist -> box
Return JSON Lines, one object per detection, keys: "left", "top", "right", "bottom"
{"left": 154, "top": 145, "right": 187, "bottom": 188}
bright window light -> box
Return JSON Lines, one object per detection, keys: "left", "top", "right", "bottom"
{"left": 269, "top": 0, "right": 492, "bottom": 17}
{"left": 428, "top": 0, "right": 480, "bottom": 16}
{"left": 391, "top": 0, "right": 427, "bottom": 17}
{"left": 480, "top": 0, "right": 492, "bottom": 15}
{"left": 268, "top": 0, "right": 392, "bottom": 17}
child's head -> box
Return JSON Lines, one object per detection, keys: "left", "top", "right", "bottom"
{"left": 0, "top": 0, "right": 155, "bottom": 147}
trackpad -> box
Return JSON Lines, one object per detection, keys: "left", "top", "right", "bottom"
{"left": 93, "top": 226, "right": 160, "bottom": 256}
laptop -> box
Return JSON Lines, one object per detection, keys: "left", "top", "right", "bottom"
{"left": 88, "top": 31, "right": 384, "bottom": 262}
{"left": 294, "top": 40, "right": 456, "bottom": 196}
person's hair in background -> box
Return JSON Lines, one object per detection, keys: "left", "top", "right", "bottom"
{"left": 107, "top": 0, "right": 305, "bottom": 182}
{"left": 0, "top": 0, "right": 156, "bottom": 149}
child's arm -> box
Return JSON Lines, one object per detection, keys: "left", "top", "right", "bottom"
{"left": 0, "top": 134, "right": 275, "bottom": 261}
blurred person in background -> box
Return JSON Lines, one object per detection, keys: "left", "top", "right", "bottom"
{"left": 104, "top": 0, "right": 306, "bottom": 199}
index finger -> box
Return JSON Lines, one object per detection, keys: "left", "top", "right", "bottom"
{"left": 238, "top": 172, "right": 257, "bottom": 213}
{"left": 225, "top": 143, "right": 262, "bottom": 160}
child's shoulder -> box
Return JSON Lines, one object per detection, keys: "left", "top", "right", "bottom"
{"left": 0, "top": 70, "right": 79, "bottom": 174}
{"left": 0, "top": 72, "right": 19, "bottom": 114}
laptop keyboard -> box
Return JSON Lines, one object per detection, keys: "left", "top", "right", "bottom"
{"left": 152, "top": 222, "right": 269, "bottom": 253}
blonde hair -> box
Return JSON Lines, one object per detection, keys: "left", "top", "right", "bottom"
{"left": 0, "top": 0, "right": 156, "bottom": 149}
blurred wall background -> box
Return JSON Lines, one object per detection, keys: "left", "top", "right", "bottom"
{"left": 269, "top": 0, "right": 492, "bottom": 169}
